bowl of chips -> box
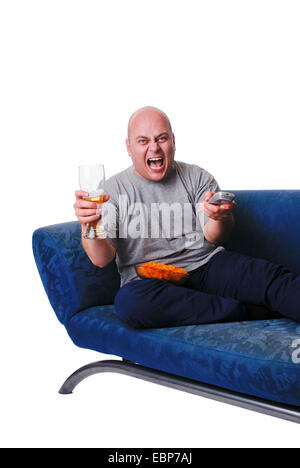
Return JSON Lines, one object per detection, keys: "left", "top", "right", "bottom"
{"left": 135, "top": 261, "right": 189, "bottom": 285}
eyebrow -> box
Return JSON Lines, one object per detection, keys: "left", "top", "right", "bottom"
{"left": 135, "top": 132, "right": 169, "bottom": 140}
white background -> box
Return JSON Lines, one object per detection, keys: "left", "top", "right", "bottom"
{"left": 1, "top": 0, "right": 300, "bottom": 448}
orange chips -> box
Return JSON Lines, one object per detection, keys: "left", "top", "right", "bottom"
{"left": 136, "top": 261, "right": 189, "bottom": 285}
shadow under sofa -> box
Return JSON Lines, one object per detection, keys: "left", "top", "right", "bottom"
{"left": 32, "top": 190, "right": 300, "bottom": 424}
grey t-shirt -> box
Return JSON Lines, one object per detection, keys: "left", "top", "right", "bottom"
{"left": 101, "top": 160, "right": 224, "bottom": 287}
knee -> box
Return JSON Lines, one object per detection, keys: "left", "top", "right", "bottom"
{"left": 114, "top": 283, "right": 147, "bottom": 329}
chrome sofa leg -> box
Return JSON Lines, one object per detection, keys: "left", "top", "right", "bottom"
{"left": 59, "top": 359, "right": 133, "bottom": 394}
{"left": 58, "top": 358, "right": 300, "bottom": 424}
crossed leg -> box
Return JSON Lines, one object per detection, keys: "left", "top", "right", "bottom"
{"left": 114, "top": 250, "right": 300, "bottom": 329}
{"left": 114, "top": 276, "right": 248, "bottom": 329}
{"left": 194, "top": 250, "right": 300, "bottom": 322}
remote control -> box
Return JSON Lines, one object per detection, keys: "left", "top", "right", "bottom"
{"left": 208, "top": 191, "right": 235, "bottom": 205}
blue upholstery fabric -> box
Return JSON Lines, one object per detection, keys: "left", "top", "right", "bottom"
{"left": 32, "top": 191, "right": 300, "bottom": 406}
{"left": 66, "top": 306, "right": 300, "bottom": 406}
{"left": 32, "top": 222, "right": 120, "bottom": 324}
{"left": 225, "top": 190, "right": 300, "bottom": 275}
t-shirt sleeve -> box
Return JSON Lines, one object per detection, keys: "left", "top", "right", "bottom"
{"left": 193, "top": 168, "right": 221, "bottom": 226}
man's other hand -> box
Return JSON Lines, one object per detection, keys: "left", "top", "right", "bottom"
{"left": 199, "top": 191, "right": 236, "bottom": 221}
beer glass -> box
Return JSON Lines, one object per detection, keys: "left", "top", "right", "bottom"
{"left": 79, "top": 164, "right": 106, "bottom": 239}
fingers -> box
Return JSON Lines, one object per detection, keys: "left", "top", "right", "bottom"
{"left": 75, "top": 190, "right": 89, "bottom": 199}
{"left": 78, "top": 214, "right": 101, "bottom": 224}
{"left": 75, "top": 199, "right": 98, "bottom": 209}
{"left": 77, "top": 208, "right": 100, "bottom": 217}
{"left": 220, "top": 200, "right": 236, "bottom": 210}
{"left": 199, "top": 200, "right": 219, "bottom": 215}
{"left": 75, "top": 191, "right": 110, "bottom": 203}
{"left": 219, "top": 204, "right": 231, "bottom": 210}
{"left": 204, "top": 191, "right": 215, "bottom": 202}
{"left": 74, "top": 190, "right": 110, "bottom": 224}
{"left": 74, "top": 204, "right": 100, "bottom": 224}
{"left": 199, "top": 200, "right": 236, "bottom": 221}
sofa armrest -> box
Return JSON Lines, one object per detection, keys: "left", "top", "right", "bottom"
{"left": 32, "top": 221, "right": 120, "bottom": 325}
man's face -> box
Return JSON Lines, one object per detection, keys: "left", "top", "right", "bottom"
{"left": 126, "top": 111, "right": 176, "bottom": 182}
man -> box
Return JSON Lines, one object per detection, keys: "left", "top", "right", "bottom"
{"left": 74, "top": 106, "right": 300, "bottom": 328}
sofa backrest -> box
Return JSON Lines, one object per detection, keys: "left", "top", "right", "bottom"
{"left": 225, "top": 190, "right": 300, "bottom": 275}
{"left": 32, "top": 190, "right": 300, "bottom": 324}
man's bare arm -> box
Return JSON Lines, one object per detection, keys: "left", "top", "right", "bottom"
{"left": 203, "top": 213, "right": 235, "bottom": 245}
{"left": 81, "top": 224, "right": 116, "bottom": 267}
{"left": 74, "top": 190, "right": 116, "bottom": 268}
{"left": 199, "top": 191, "right": 236, "bottom": 246}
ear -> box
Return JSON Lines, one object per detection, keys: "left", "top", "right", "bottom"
{"left": 126, "top": 138, "right": 132, "bottom": 157}
{"left": 172, "top": 133, "right": 176, "bottom": 151}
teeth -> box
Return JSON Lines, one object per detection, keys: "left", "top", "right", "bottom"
{"left": 148, "top": 157, "right": 163, "bottom": 162}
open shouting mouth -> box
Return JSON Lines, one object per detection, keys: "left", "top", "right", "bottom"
{"left": 147, "top": 156, "right": 165, "bottom": 172}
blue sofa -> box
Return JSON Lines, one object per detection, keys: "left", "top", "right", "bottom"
{"left": 32, "top": 190, "right": 300, "bottom": 424}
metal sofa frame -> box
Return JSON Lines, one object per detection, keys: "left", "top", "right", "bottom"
{"left": 59, "top": 358, "right": 300, "bottom": 424}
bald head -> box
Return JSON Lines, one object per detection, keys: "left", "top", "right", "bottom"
{"left": 125, "top": 105, "right": 176, "bottom": 182}
{"left": 127, "top": 106, "right": 172, "bottom": 140}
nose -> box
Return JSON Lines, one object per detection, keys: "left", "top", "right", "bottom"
{"left": 148, "top": 140, "right": 160, "bottom": 153}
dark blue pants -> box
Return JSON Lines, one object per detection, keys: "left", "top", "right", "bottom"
{"left": 114, "top": 250, "right": 300, "bottom": 328}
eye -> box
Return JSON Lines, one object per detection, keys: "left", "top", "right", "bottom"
{"left": 138, "top": 139, "right": 147, "bottom": 144}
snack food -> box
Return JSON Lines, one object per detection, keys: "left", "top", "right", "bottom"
{"left": 136, "top": 261, "right": 189, "bottom": 285}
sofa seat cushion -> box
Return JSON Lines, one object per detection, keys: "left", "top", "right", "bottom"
{"left": 66, "top": 306, "right": 300, "bottom": 407}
